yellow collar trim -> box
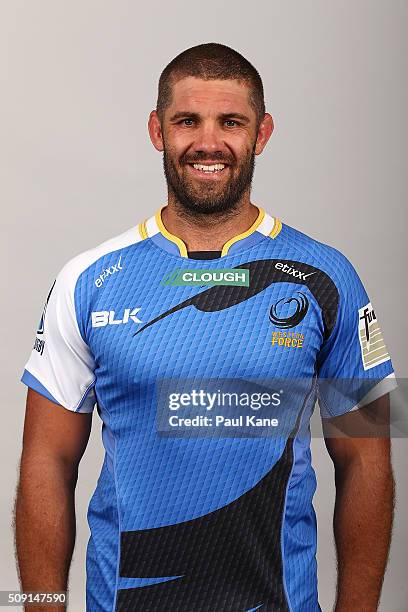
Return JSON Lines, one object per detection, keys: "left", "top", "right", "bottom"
{"left": 269, "top": 217, "right": 282, "bottom": 239}
{"left": 155, "top": 207, "right": 189, "bottom": 257}
{"left": 220, "top": 206, "right": 265, "bottom": 256}
{"left": 155, "top": 205, "right": 266, "bottom": 258}
{"left": 138, "top": 220, "right": 148, "bottom": 240}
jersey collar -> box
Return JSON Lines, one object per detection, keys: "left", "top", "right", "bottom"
{"left": 138, "top": 205, "right": 282, "bottom": 258}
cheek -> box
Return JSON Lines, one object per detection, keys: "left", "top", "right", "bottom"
{"left": 166, "top": 130, "right": 192, "bottom": 153}
{"left": 226, "top": 134, "right": 253, "bottom": 157}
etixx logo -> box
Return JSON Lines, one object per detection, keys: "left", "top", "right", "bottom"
{"left": 274, "top": 262, "right": 316, "bottom": 281}
{"left": 95, "top": 255, "right": 123, "bottom": 288}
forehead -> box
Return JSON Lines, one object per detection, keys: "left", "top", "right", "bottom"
{"left": 168, "top": 76, "right": 254, "bottom": 115}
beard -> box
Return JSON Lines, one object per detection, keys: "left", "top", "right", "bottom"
{"left": 162, "top": 146, "right": 256, "bottom": 215}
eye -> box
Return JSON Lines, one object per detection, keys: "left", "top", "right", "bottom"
{"left": 225, "top": 119, "right": 239, "bottom": 127}
{"left": 180, "top": 118, "right": 195, "bottom": 126}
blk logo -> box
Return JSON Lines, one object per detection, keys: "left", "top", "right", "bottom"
{"left": 91, "top": 308, "right": 142, "bottom": 328}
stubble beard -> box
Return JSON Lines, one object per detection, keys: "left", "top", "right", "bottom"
{"left": 162, "top": 146, "right": 256, "bottom": 216}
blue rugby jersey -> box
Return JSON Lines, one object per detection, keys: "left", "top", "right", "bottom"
{"left": 21, "top": 206, "right": 396, "bottom": 611}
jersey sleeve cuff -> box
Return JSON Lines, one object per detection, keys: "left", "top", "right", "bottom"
{"left": 348, "top": 372, "right": 398, "bottom": 412}
{"left": 21, "top": 369, "right": 62, "bottom": 405}
{"left": 319, "top": 372, "right": 398, "bottom": 419}
{"left": 21, "top": 369, "right": 96, "bottom": 413}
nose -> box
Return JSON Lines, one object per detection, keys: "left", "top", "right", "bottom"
{"left": 192, "top": 120, "right": 225, "bottom": 157}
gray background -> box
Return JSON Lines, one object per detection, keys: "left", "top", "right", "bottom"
{"left": 1, "top": 1, "right": 407, "bottom": 610}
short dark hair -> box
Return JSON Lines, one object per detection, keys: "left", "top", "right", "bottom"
{"left": 157, "top": 43, "right": 265, "bottom": 127}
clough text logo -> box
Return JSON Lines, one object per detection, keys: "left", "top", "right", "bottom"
{"left": 91, "top": 308, "right": 142, "bottom": 328}
{"left": 161, "top": 268, "right": 249, "bottom": 287}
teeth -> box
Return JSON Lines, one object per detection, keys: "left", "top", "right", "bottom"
{"left": 192, "top": 163, "right": 225, "bottom": 172}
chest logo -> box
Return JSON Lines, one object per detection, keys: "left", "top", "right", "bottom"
{"left": 161, "top": 268, "right": 249, "bottom": 287}
{"left": 95, "top": 255, "right": 123, "bottom": 288}
{"left": 275, "top": 262, "right": 316, "bottom": 281}
{"left": 269, "top": 292, "right": 309, "bottom": 329}
{"left": 91, "top": 308, "right": 142, "bottom": 328}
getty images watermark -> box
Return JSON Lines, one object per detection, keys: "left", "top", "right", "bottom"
{"left": 167, "top": 386, "right": 283, "bottom": 429}
{"left": 0, "top": 592, "right": 68, "bottom": 607}
{"left": 156, "top": 377, "right": 406, "bottom": 438}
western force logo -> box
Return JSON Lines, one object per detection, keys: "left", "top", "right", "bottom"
{"left": 271, "top": 331, "right": 304, "bottom": 349}
{"left": 95, "top": 255, "right": 123, "bottom": 288}
{"left": 91, "top": 308, "right": 142, "bottom": 328}
{"left": 162, "top": 268, "right": 249, "bottom": 287}
{"left": 269, "top": 292, "right": 309, "bottom": 329}
{"left": 358, "top": 302, "right": 390, "bottom": 370}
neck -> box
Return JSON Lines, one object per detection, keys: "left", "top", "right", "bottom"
{"left": 162, "top": 192, "right": 260, "bottom": 252}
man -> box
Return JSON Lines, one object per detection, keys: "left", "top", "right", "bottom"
{"left": 16, "top": 43, "right": 397, "bottom": 611}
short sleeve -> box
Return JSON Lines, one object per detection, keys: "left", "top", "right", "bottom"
{"left": 21, "top": 261, "right": 96, "bottom": 413}
{"left": 316, "top": 257, "right": 397, "bottom": 418}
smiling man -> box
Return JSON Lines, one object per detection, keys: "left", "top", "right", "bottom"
{"left": 16, "top": 43, "right": 397, "bottom": 612}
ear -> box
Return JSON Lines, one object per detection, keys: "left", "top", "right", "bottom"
{"left": 148, "top": 110, "right": 164, "bottom": 152}
{"left": 255, "top": 113, "right": 274, "bottom": 155}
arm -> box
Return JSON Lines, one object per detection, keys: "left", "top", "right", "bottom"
{"left": 14, "top": 389, "right": 92, "bottom": 611}
{"left": 323, "top": 394, "right": 394, "bottom": 612}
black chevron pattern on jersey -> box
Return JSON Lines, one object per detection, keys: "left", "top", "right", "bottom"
{"left": 134, "top": 259, "right": 339, "bottom": 341}
{"left": 115, "top": 388, "right": 314, "bottom": 612}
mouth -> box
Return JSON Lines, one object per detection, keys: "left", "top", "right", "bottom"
{"left": 187, "top": 162, "right": 229, "bottom": 177}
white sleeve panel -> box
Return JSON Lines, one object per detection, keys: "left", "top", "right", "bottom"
{"left": 22, "top": 223, "right": 144, "bottom": 412}
{"left": 23, "top": 259, "right": 96, "bottom": 412}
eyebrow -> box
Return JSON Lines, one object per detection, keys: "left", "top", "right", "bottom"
{"left": 168, "top": 111, "right": 251, "bottom": 124}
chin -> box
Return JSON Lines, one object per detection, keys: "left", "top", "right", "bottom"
{"left": 179, "top": 198, "right": 238, "bottom": 215}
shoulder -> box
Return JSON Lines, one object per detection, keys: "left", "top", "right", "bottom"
{"left": 274, "top": 219, "right": 361, "bottom": 286}
{"left": 54, "top": 223, "right": 146, "bottom": 292}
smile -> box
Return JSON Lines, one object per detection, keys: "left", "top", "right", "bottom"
{"left": 189, "top": 163, "right": 227, "bottom": 174}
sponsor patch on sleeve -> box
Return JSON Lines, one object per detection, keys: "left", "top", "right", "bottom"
{"left": 358, "top": 302, "right": 391, "bottom": 370}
